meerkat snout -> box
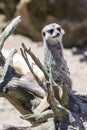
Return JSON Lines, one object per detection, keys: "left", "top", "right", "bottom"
{"left": 42, "top": 23, "right": 65, "bottom": 45}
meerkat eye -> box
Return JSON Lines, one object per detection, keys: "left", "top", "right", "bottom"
{"left": 48, "top": 29, "right": 54, "bottom": 34}
{"left": 42, "top": 32, "right": 45, "bottom": 37}
{"left": 57, "top": 27, "right": 61, "bottom": 32}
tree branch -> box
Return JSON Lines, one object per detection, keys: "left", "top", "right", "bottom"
{"left": 0, "top": 16, "right": 22, "bottom": 51}
{"left": 20, "top": 47, "right": 47, "bottom": 92}
{"left": 21, "top": 43, "right": 49, "bottom": 80}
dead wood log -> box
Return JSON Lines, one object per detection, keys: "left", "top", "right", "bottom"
{"left": 0, "top": 16, "right": 45, "bottom": 123}
{"left": 0, "top": 16, "right": 87, "bottom": 130}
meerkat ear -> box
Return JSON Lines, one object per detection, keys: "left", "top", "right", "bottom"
{"left": 61, "top": 28, "right": 65, "bottom": 35}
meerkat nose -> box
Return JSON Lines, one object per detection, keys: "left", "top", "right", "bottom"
{"left": 54, "top": 29, "right": 58, "bottom": 34}
{"left": 56, "top": 33, "right": 60, "bottom": 36}
{"left": 52, "top": 32, "right": 60, "bottom": 38}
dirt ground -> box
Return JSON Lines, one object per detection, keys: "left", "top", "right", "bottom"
{"left": 0, "top": 34, "right": 87, "bottom": 129}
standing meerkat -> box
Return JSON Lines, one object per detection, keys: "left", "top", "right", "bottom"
{"left": 42, "top": 23, "right": 72, "bottom": 89}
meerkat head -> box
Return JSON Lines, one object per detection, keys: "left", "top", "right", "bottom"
{"left": 42, "top": 23, "right": 65, "bottom": 45}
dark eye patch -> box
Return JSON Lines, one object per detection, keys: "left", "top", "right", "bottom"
{"left": 48, "top": 29, "right": 54, "bottom": 34}
{"left": 57, "top": 27, "right": 61, "bottom": 32}
{"left": 42, "top": 32, "right": 45, "bottom": 37}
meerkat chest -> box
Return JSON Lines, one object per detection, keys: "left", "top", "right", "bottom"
{"left": 44, "top": 43, "right": 63, "bottom": 80}
{"left": 44, "top": 42, "right": 72, "bottom": 89}
{"left": 44, "top": 47, "right": 55, "bottom": 70}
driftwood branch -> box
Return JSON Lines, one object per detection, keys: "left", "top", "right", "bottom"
{"left": 0, "top": 16, "right": 87, "bottom": 130}
{"left": 0, "top": 16, "right": 22, "bottom": 51}
{"left": 20, "top": 47, "right": 47, "bottom": 92}
{"left": 0, "top": 16, "right": 45, "bottom": 123}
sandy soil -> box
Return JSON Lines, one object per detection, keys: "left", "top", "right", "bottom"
{"left": 0, "top": 34, "right": 87, "bottom": 129}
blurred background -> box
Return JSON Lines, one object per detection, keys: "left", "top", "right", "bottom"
{"left": 0, "top": 0, "right": 87, "bottom": 129}
{"left": 0, "top": 0, "right": 87, "bottom": 47}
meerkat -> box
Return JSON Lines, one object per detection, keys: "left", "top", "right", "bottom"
{"left": 42, "top": 23, "right": 72, "bottom": 89}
